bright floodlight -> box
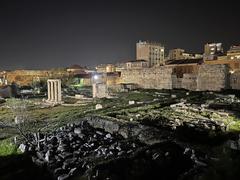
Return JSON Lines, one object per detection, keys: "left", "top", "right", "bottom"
{"left": 93, "top": 75, "right": 99, "bottom": 80}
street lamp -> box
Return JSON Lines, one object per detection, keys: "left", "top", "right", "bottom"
{"left": 93, "top": 74, "right": 99, "bottom": 80}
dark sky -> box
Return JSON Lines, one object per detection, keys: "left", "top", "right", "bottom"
{"left": 0, "top": 0, "right": 239, "bottom": 70}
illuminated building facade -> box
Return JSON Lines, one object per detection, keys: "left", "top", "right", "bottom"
{"left": 136, "top": 40, "right": 165, "bottom": 67}
{"left": 204, "top": 43, "right": 223, "bottom": 60}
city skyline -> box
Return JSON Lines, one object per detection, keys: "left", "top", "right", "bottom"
{"left": 0, "top": 0, "right": 239, "bottom": 70}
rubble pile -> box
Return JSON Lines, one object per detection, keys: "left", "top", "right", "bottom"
{"left": 87, "top": 142, "right": 205, "bottom": 180}
{"left": 19, "top": 119, "right": 206, "bottom": 180}
{"left": 22, "top": 121, "right": 143, "bottom": 179}
{"left": 206, "top": 94, "right": 240, "bottom": 111}
{"left": 227, "top": 134, "right": 240, "bottom": 151}
{"left": 214, "top": 94, "right": 240, "bottom": 104}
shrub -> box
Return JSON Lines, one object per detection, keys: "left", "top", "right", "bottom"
{"left": 0, "top": 138, "right": 21, "bottom": 156}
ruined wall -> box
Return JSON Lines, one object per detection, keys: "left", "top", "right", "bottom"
{"left": 106, "top": 76, "right": 121, "bottom": 86}
{"left": 197, "top": 64, "right": 229, "bottom": 91}
{"left": 230, "top": 71, "right": 240, "bottom": 90}
{"left": 171, "top": 74, "right": 197, "bottom": 90}
{"left": 182, "top": 74, "right": 197, "bottom": 91}
{"left": 121, "top": 67, "right": 174, "bottom": 89}
{"left": 171, "top": 64, "right": 199, "bottom": 78}
{"left": 6, "top": 69, "right": 69, "bottom": 86}
{"left": 121, "top": 64, "right": 230, "bottom": 91}
{"left": 6, "top": 70, "right": 49, "bottom": 86}
{"left": 172, "top": 76, "right": 182, "bottom": 89}
{"left": 92, "top": 83, "right": 108, "bottom": 98}
{"left": 205, "top": 59, "right": 240, "bottom": 71}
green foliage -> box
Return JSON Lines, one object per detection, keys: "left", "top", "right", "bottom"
{"left": 120, "top": 91, "right": 154, "bottom": 102}
{"left": 1, "top": 89, "right": 240, "bottom": 140}
{"left": 0, "top": 138, "right": 21, "bottom": 157}
{"left": 228, "top": 121, "right": 240, "bottom": 132}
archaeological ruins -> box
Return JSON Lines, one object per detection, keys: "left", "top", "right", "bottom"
{"left": 121, "top": 64, "right": 238, "bottom": 91}
{"left": 47, "top": 79, "right": 62, "bottom": 104}
{"left": 92, "top": 74, "right": 108, "bottom": 98}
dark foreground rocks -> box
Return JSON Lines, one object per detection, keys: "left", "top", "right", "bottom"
{"left": 0, "top": 154, "right": 52, "bottom": 180}
{"left": 86, "top": 142, "right": 201, "bottom": 180}
{"left": 20, "top": 118, "right": 207, "bottom": 180}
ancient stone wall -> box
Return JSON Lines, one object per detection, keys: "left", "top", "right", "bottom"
{"left": 230, "top": 71, "right": 240, "bottom": 90}
{"left": 93, "top": 83, "right": 108, "bottom": 98}
{"left": 172, "top": 76, "right": 182, "bottom": 89}
{"left": 182, "top": 74, "right": 197, "bottom": 91}
{"left": 197, "top": 64, "right": 229, "bottom": 91}
{"left": 121, "top": 64, "right": 230, "bottom": 91}
{"left": 6, "top": 69, "right": 69, "bottom": 86}
{"left": 6, "top": 70, "right": 49, "bottom": 86}
{"left": 121, "top": 67, "right": 174, "bottom": 89}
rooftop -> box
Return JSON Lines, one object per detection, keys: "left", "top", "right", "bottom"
{"left": 165, "top": 58, "right": 203, "bottom": 65}
{"left": 137, "top": 40, "right": 163, "bottom": 46}
{"left": 228, "top": 45, "right": 240, "bottom": 52}
{"left": 127, "top": 59, "right": 148, "bottom": 63}
{"left": 67, "top": 64, "right": 84, "bottom": 69}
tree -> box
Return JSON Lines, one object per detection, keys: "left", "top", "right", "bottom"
{"left": 32, "top": 79, "right": 47, "bottom": 94}
{"left": 0, "top": 98, "right": 36, "bottom": 145}
{"left": 9, "top": 98, "right": 31, "bottom": 141}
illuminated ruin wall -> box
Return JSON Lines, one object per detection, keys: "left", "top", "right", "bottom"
{"left": 6, "top": 70, "right": 48, "bottom": 86}
{"left": 121, "top": 64, "right": 232, "bottom": 91}
{"left": 182, "top": 74, "right": 198, "bottom": 91}
{"left": 230, "top": 70, "right": 240, "bottom": 90}
{"left": 5, "top": 70, "right": 69, "bottom": 86}
{"left": 121, "top": 67, "right": 175, "bottom": 89}
{"left": 197, "top": 64, "right": 229, "bottom": 91}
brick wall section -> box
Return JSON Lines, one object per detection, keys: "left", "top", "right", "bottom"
{"left": 197, "top": 64, "right": 229, "bottom": 91}
{"left": 230, "top": 71, "right": 240, "bottom": 90}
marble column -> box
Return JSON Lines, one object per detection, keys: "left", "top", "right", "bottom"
{"left": 55, "top": 81, "right": 58, "bottom": 102}
{"left": 57, "top": 80, "right": 62, "bottom": 102}
{"left": 51, "top": 81, "right": 54, "bottom": 101}
{"left": 53, "top": 81, "right": 57, "bottom": 102}
{"left": 47, "top": 81, "right": 51, "bottom": 101}
{"left": 47, "top": 79, "right": 62, "bottom": 103}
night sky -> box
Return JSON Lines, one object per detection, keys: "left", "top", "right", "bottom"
{"left": 0, "top": 0, "right": 239, "bottom": 70}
